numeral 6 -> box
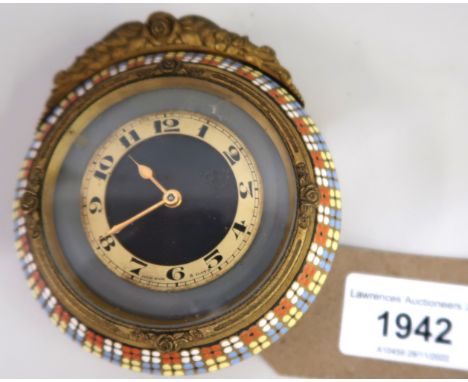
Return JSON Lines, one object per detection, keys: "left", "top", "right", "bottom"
{"left": 167, "top": 266, "right": 185, "bottom": 281}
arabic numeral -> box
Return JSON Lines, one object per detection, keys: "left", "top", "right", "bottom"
{"left": 203, "top": 249, "right": 223, "bottom": 269}
{"left": 435, "top": 318, "right": 452, "bottom": 344}
{"left": 395, "top": 313, "right": 412, "bottom": 339}
{"left": 99, "top": 235, "right": 115, "bottom": 251}
{"left": 94, "top": 155, "right": 114, "bottom": 180}
{"left": 239, "top": 181, "right": 253, "bottom": 199}
{"left": 155, "top": 118, "right": 180, "bottom": 133}
{"left": 223, "top": 145, "right": 241, "bottom": 166}
{"left": 88, "top": 196, "right": 102, "bottom": 214}
{"left": 377, "top": 311, "right": 389, "bottom": 336}
{"left": 167, "top": 266, "right": 185, "bottom": 281}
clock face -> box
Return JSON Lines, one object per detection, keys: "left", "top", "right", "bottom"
{"left": 81, "top": 111, "right": 263, "bottom": 291}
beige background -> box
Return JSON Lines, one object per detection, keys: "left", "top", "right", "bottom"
{"left": 0, "top": 3, "right": 467, "bottom": 378}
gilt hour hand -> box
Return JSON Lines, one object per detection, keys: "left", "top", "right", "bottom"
{"left": 129, "top": 155, "right": 167, "bottom": 194}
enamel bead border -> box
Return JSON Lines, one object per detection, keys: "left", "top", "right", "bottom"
{"left": 13, "top": 52, "right": 341, "bottom": 375}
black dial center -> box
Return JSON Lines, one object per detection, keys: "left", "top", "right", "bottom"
{"left": 105, "top": 134, "right": 238, "bottom": 266}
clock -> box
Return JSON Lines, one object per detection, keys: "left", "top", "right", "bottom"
{"left": 81, "top": 110, "right": 263, "bottom": 291}
{"left": 13, "top": 12, "right": 341, "bottom": 375}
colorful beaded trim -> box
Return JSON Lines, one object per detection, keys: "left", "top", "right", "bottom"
{"left": 13, "top": 52, "right": 341, "bottom": 375}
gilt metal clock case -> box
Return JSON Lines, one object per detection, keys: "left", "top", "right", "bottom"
{"left": 13, "top": 12, "right": 341, "bottom": 375}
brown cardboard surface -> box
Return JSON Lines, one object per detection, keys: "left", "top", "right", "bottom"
{"left": 262, "top": 245, "right": 468, "bottom": 378}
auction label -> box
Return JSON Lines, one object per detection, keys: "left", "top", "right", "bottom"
{"left": 339, "top": 273, "right": 468, "bottom": 371}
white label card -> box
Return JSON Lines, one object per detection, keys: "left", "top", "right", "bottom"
{"left": 339, "top": 273, "right": 468, "bottom": 372}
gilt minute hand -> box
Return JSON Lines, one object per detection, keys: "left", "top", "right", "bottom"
{"left": 108, "top": 199, "right": 166, "bottom": 235}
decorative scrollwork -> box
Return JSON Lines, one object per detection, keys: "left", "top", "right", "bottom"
{"left": 21, "top": 166, "right": 44, "bottom": 215}
{"left": 21, "top": 191, "right": 39, "bottom": 214}
{"left": 26, "top": 215, "right": 41, "bottom": 239}
{"left": 20, "top": 166, "right": 44, "bottom": 238}
{"left": 300, "top": 184, "right": 320, "bottom": 206}
{"left": 296, "top": 162, "right": 319, "bottom": 229}
{"left": 130, "top": 328, "right": 203, "bottom": 352}
{"left": 159, "top": 58, "right": 182, "bottom": 73}
{"left": 47, "top": 11, "right": 302, "bottom": 110}
{"left": 28, "top": 167, "right": 44, "bottom": 191}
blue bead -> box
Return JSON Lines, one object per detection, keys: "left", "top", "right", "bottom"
{"left": 231, "top": 357, "right": 241, "bottom": 365}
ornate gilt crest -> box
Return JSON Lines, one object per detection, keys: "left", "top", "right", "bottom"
{"left": 48, "top": 12, "right": 302, "bottom": 110}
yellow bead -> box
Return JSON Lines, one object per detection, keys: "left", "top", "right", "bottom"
{"left": 248, "top": 341, "right": 258, "bottom": 349}
{"left": 320, "top": 274, "right": 327, "bottom": 285}
{"left": 206, "top": 359, "right": 215, "bottom": 366}
{"left": 252, "top": 346, "right": 262, "bottom": 355}
{"left": 313, "top": 271, "right": 321, "bottom": 282}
